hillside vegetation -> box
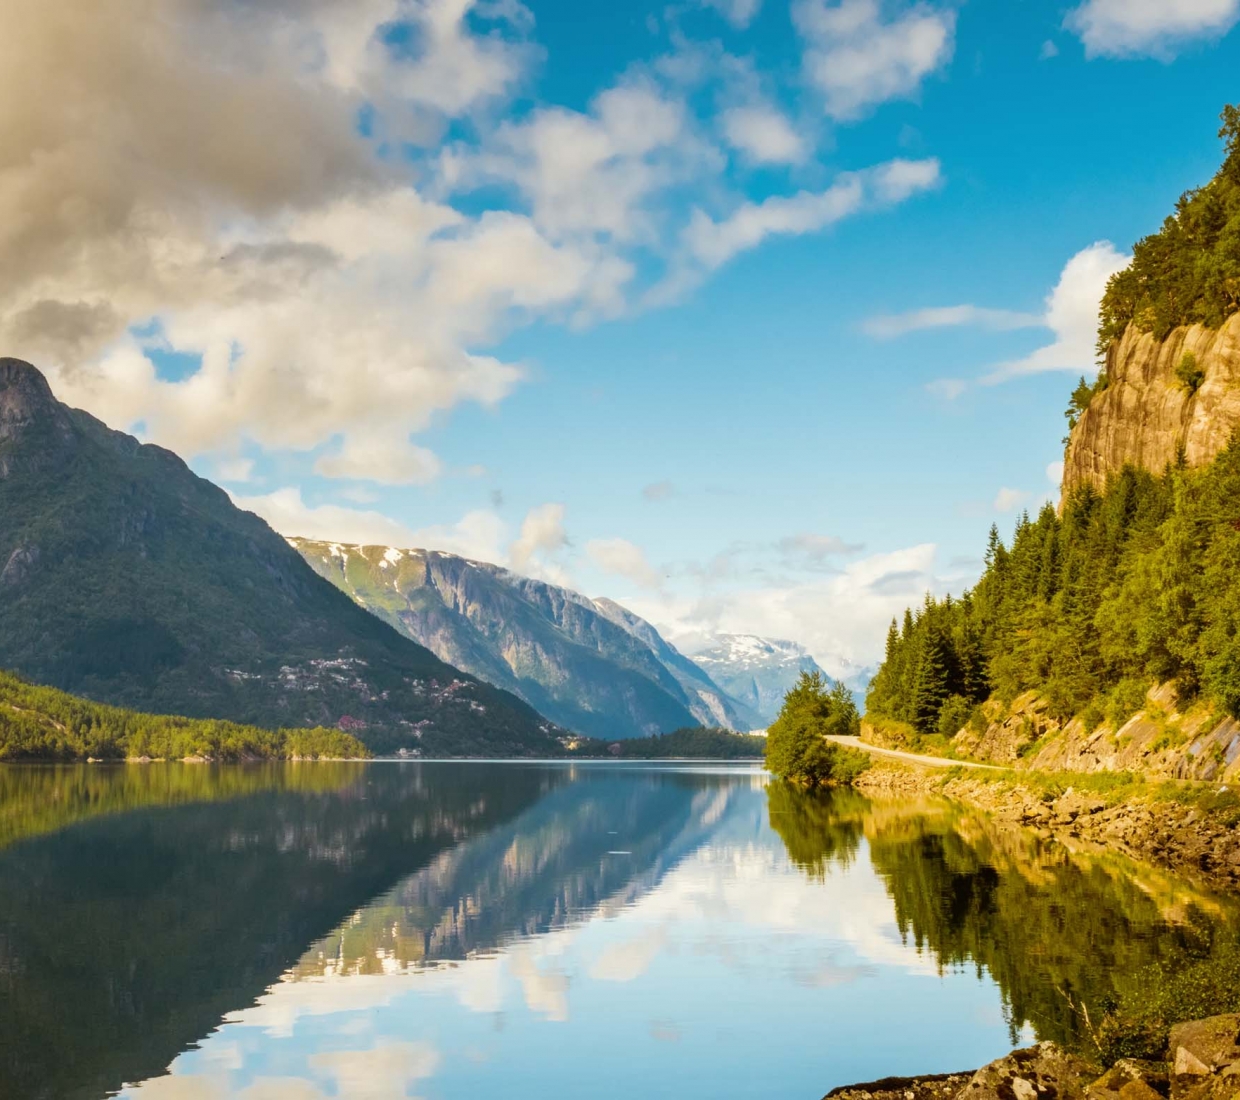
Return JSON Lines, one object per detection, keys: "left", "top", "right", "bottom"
{"left": 1097, "top": 105, "right": 1240, "bottom": 350}
{"left": 870, "top": 108, "right": 1240, "bottom": 739}
{"left": 0, "top": 670, "right": 368, "bottom": 761}
{"left": 0, "top": 359, "right": 560, "bottom": 757}
{"left": 867, "top": 451, "right": 1240, "bottom": 735}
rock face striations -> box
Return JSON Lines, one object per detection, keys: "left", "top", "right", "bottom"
{"left": 292, "top": 540, "right": 756, "bottom": 740}
{"left": 0, "top": 358, "right": 562, "bottom": 756}
{"left": 1062, "top": 314, "right": 1240, "bottom": 497}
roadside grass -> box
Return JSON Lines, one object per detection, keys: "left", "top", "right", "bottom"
{"left": 938, "top": 764, "right": 1240, "bottom": 824}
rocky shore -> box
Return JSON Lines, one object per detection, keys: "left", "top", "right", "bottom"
{"left": 826, "top": 1015, "right": 1240, "bottom": 1100}
{"left": 855, "top": 763, "right": 1240, "bottom": 892}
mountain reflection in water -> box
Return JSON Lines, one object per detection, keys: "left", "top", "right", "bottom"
{"left": 0, "top": 762, "right": 1234, "bottom": 1100}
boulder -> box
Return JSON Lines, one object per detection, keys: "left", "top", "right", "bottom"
{"left": 1169, "top": 1017, "right": 1240, "bottom": 1073}
{"left": 958, "top": 1042, "right": 1102, "bottom": 1100}
{"left": 1087, "top": 1058, "right": 1169, "bottom": 1099}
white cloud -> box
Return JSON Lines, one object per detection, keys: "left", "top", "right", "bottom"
{"left": 510, "top": 503, "right": 569, "bottom": 574}
{"left": 1046, "top": 460, "right": 1065, "bottom": 485}
{"left": 1065, "top": 0, "right": 1240, "bottom": 59}
{"left": 863, "top": 304, "right": 1043, "bottom": 339}
{"left": 794, "top": 0, "right": 956, "bottom": 120}
{"left": 1039, "top": 39, "right": 1060, "bottom": 59}
{"left": 983, "top": 241, "right": 1130, "bottom": 383}
{"left": 444, "top": 80, "right": 704, "bottom": 244}
{"left": 313, "top": 433, "right": 443, "bottom": 485}
{"left": 232, "top": 487, "right": 422, "bottom": 546}
{"left": 721, "top": 105, "right": 807, "bottom": 165}
{"left": 993, "top": 487, "right": 1028, "bottom": 513}
{"left": 674, "top": 157, "right": 940, "bottom": 281}
{"left": 625, "top": 542, "right": 961, "bottom": 670}
{"left": 924, "top": 378, "right": 966, "bottom": 400}
{"left": 310, "top": 1041, "right": 439, "bottom": 1100}
{"left": 586, "top": 538, "right": 663, "bottom": 590}
{"left": 701, "top": 0, "right": 764, "bottom": 28}
{"left": 3, "top": 0, "right": 638, "bottom": 489}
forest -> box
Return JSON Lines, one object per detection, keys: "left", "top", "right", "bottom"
{"left": 866, "top": 444, "right": 1240, "bottom": 737}
{"left": 0, "top": 670, "right": 369, "bottom": 761}
{"left": 869, "top": 105, "right": 1240, "bottom": 740}
{"left": 1097, "top": 104, "right": 1240, "bottom": 350}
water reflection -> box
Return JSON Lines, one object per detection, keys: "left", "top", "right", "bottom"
{"left": 0, "top": 763, "right": 1234, "bottom": 1100}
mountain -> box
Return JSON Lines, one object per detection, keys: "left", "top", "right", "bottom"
{"left": 687, "top": 635, "right": 830, "bottom": 726}
{"left": 291, "top": 540, "right": 755, "bottom": 739}
{"left": 0, "top": 358, "right": 561, "bottom": 756}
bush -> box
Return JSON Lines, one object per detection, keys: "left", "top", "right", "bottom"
{"left": 765, "top": 671, "right": 867, "bottom": 785}
{"left": 1176, "top": 351, "right": 1205, "bottom": 394}
{"left": 936, "top": 694, "right": 974, "bottom": 738}
{"left": 1094, "top": 945, "right": 1240, "bottom": 1064}
{"left": 1106, "top": 679, "right": 1149, "bottom": 732}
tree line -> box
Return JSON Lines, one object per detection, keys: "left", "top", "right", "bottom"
{"left": 867, "top": 443, "right": 1240, "bottom": 735}
{"left": 0, "top": 669, "right": 369, "bottom": 761}
{"left": 1097, "top": 104, "right": 1240, "bottom": 351}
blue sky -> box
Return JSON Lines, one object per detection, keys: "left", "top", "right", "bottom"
{"left": 7, "top": 0, "right": 1240, "bottom": 672}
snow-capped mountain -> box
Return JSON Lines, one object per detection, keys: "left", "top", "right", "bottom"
{"left": 291, "top": 540, "right": 755, "bottom": 740}
{"left": 687, "top": 635, "right": 833, "bottom": 727}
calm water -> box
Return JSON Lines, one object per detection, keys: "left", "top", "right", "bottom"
{"left": 0, "top": 762, "right": 1236, "bottom": 1100}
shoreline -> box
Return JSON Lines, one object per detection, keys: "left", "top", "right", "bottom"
{"left": 855, "top": 759, "right": 1240, "bottom": 892}
{"left": 823, "top": 1014, "right": 1240, "bottom": 1100}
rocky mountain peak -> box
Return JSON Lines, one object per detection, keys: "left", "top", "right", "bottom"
{"left": 0, "top": 358, "right": 59, "bottom": 441}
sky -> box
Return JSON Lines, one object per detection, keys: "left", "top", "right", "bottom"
{"left": 2, "top": 0, "right": 1239, "bottom": 676}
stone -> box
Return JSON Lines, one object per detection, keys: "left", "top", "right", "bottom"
{"left": 1177, "top": 1049, "right": 1213, "bottom": 1077}
{"left": 958, "top": 1042, "right": 1103, "bottom": 1100}
{"left": 1088, "top": 1058, "right": 1169, "bottom": 1099}
{"left": 1170, "top": 1017, "right": 1240, "bottom": 1072}
{"left": 823, "top": 1072, "right": 973, "bottom": 1100}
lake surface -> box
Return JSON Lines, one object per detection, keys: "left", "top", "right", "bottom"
{"left": 0, "top": 761, "right": 1236, "bottom": 1100}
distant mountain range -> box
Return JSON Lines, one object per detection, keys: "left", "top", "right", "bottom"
{"left": 0, "top": 358, "right": 560, "bottom": 756}
{"left": 292, "top": 541, "right": 762, "bottom": 740}
{"left": 687, "top": 635, "right": 836, "bottom": 726}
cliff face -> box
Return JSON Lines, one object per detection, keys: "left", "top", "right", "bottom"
{"left": 292, "top": 540, "right": 753, "bottom": 739}
{"left": 1062, "top": 313, "right": 1240, "bottom": 496}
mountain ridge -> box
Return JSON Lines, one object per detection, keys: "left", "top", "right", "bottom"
{"left": 687, "top": 634, "right": 831, "bottom": 726}
{"left": 291, "top": 539, "right": 757, "bottom": 739}
{"left": 0, "top": 358, "right": 562, "bottom": 756}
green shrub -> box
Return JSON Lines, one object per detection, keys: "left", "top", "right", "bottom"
{"left": 937, "top": 694, "right": 974, "bottom": 738}
{"left": 765, "top": 671, "right": 867, "bottom": 785}
{"left": 1107, "top": 680, "right": 1149, "bottom": 733}
{"left": 1176, "top": 351, "right": 1206, "bottom": 394}
{"left": 1094, "top": 945, "right": 1240, "bottom": 1064}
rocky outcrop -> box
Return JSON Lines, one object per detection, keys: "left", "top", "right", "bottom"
{"left": 1063, "top": 315, "right": 1240, "bottom": 497}
{"left": 827, "top": 1018, "right": 1240, "bottom": 1100}
{"left": 947, "top": 685, "right": 1240, "bottom": 785}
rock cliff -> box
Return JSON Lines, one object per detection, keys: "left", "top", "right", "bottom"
{"left": 946, "top": 684, "right": 1240, "bottom": 785}
{"left": 1062, "top": 314, "right": 1240, "bottom": 497}
{"left": 292, "top": 539, "right": 753, "bottom": 740}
